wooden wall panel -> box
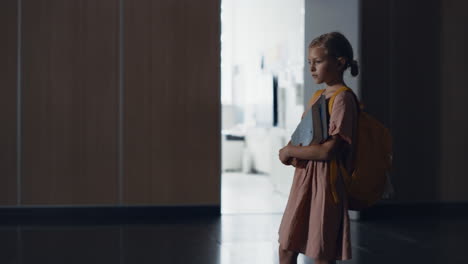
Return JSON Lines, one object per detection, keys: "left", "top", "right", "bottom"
{"left": 21, "top": 0, "right": 119, "bottom": 205}
{"left": 0, "top": 0, "right": 18, "bottom": 205}
{"left": 389, "top": 0, "right": 441, "bottom": 201}
{"left": 440, "top": 0, "right": 468, "bottom": 201}
{"left": 124, "top": 0, "right": 221, "bottom": 205}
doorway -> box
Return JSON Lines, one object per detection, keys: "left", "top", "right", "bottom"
{"left": 220, "top": 0, "right": 305, "bottom": 215}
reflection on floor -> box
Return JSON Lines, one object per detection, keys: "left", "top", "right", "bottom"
{"left": 1, "top": 216, "right": 467, "bottom": 263}
{"left": 1, "top": 171, "right": 467, "bottom": 263}
{"left": 221, "top": 171, "right": 288, "bottom": 215}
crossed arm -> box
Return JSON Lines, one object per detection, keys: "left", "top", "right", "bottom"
{"left": 279, "top": 135, "right": 344, "bottom": 166}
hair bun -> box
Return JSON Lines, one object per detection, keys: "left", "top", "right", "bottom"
{"left": 347, "top": 60, "right": 358, "bottom": 68}
{"left": 350, "top": 59, "right": 359, "bottom": 77}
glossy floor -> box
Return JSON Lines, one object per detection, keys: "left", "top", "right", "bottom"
{"left": 1, "top": 216, "right": 467, "bottom": 264}
{"left": 221, "top": 171, "right": 288, "bottom": 214}
{"left": 1, "top": 172, "right": 467, "bottom": 263}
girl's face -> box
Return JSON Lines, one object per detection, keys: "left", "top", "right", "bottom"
{"left": 307, "top": 46, "right": 343, "bottom": 85}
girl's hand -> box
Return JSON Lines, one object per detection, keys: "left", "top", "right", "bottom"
{"left": 279, "top": 145, "right": 293, "bottom": 165}
{"left": 279, "top": 146, "right": 290, "bottom": 165}
{"left": 289, "top": 157, "right": 299, "bottom": 167}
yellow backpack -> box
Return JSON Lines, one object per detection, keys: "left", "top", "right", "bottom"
{"left": 309, "top": 86, "right": 393, "bottom": 210}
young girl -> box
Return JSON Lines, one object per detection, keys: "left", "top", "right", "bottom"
{"left": 277, "top": 32, "right": 359, "bottom": 264}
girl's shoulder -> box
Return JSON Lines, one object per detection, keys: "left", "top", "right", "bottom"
{"left": 330, "top": 89, "right": 359, "bottom": 113}
{"left": 333, "top": 89, "right": 357, "bottom": 104}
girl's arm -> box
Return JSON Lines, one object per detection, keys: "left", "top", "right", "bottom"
{"left": 285, "top": 141, "right": 300, "bottom": 167}
{"left": 287, "top": 135, "right": 344, "bottom": 161}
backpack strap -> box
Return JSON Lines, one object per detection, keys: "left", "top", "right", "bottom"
{"left": 302, "top": 87, "right": 349, "bottom": 204}
{"left": 330, "top": 158, "right": 351, "bottom": 204}
{"left": 327, "top": 86, "right": 353, "bottom": 204}
{"left": 307, "top": 87, "right": 354, "bottom": 204}
{"left": 309, "top": 89, "right": 326, "bottom": 106}
{"left": 328, "top": 86, "right": 352, "bottom": 114}
{"left": 302, "top": 89, "right": 325, "bottom": 119}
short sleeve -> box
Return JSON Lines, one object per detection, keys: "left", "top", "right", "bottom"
{"left": 328, "top": 91, "right": 358, "bottom": 145}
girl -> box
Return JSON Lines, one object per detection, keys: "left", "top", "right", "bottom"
{"left": 277, "top": 32, "right": 359, "bottom": 264}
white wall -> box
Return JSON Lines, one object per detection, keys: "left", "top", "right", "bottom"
{"left": 221, "top": 0, "right": 304, "bottom": 132}
{"left": 304, "top": 0, "right": 360, "bottom": 105}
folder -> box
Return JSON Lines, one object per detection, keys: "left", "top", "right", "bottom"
{"left": 290, "top": 94, "right": 328, "bottom": 146}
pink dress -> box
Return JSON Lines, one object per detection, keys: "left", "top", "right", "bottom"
{"left": 278, "top": 90, "right": 358, "bottom": 261}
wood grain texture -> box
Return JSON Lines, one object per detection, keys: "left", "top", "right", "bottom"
{"left": 440, "top": 0, "right": 468, "bottom": 201}
{"left": 21, "top": 0, "right": 119, "bottom": 205}
{"left": 124, "top": 0, "right": 221, "bottom": 205}
{"left": 0, "top": 0, "right": 18, "bottom": 205}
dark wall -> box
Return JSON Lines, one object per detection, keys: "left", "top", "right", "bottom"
{"left": 2, "top": 0, "right": 466, "bottom": 207}
{"left": 389, "top": 0, "right": 441, "bottom": 202}
{"left": 360, "top": 0, "right": 391, "bottom": 128}
{"left": 21, "top": 0, "right": 120, "bottom": 205}
{"left": 0, "top": 0, "right": 18, "bottom": 205}
{"left": 361, "top": 0, "right": 468, "bottom": 202}
{"left": 306, "top": 0, "right": 467, "bottom": 203}
{"left": 440, "top": 0, "right": 468, "bottom": 201}
{"left": 0, "top": 0, "right": 221, "bottom": 207}
{"left": 362, "top": 0, "right": 441, "bottom": 202}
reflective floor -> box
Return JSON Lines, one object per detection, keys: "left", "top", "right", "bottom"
{"left": 221, "top": 171, "right": 288, "bottom": 214}
{"left": 1, "top": 171, "right": 467, "bottom": 263}
{"left": 1, "top": 216, "right": 468, "bottom": 264}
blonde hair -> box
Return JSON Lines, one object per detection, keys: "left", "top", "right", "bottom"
{"left": 309, "top": 32, "right": 359, "bottom": 77}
